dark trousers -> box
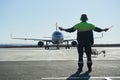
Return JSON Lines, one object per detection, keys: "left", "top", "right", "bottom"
{"left": 77, "top": 43, "right": 92, "bottom": 70}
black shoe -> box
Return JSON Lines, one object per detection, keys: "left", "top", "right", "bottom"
{"left": 77, "top": 68, "right": 82, "bottom": 73}
{"left": 88, "top": 67, "right": 92, "bottom": 72}
{"left": 87, "top": 62, "right": 92, "bottom": 72}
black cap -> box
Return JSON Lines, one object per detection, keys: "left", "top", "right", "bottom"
{"left": 80, "top": 14, "right": 88, "bottom": 21}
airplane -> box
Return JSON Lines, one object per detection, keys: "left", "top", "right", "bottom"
{"left": 11, "top": 23, "right": 77, "bottom": 49}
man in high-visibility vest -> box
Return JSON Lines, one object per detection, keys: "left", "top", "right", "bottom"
{"left": 59, "top": 14, "right": 110, "bottom": 73}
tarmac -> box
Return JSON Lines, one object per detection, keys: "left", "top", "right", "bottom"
{"left": 0, "top": 47, "right": 120, "bottom": 80}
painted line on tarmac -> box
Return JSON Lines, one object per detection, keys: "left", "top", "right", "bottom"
{"left": 0, "top": 59, "right": 120, "bottom": 61}
{"left": 104, "top": 77, "right": 112, "bottom": 80}
{"left": 41, "top": 76, "right": 120, "bottom": 80}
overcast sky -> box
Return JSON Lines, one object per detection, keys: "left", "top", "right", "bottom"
{"left": 0, "top": 0, "right": 120, "bottom": 44}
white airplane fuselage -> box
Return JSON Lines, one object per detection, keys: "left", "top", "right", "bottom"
{"left": 52, "top": 31, "right": 64, "bottom": 44}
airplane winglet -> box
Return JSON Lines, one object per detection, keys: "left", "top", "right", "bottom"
{"left": 10, "top": 33, "right": 13, "bottom": 39}
{"left": 102, "top": 33, "right": 103, "bottom": 38}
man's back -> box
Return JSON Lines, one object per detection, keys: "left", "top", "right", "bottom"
{"left": 77, "top": 30, "right": 94, "bottom": 45}
{"left": 74, "top": 22, "right": 95, "bottom": 31}
{"left": 73, "top": 22, "right": 95, "bottom": 45}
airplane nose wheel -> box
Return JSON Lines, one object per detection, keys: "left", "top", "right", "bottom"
{"left": 66, "top": 46, "right": 70, "bottom": 49}
{"left": 56, "top": 44, "right": 60, "bottom": 49}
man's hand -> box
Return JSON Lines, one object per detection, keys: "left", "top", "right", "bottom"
{"left": 103, "top": 26, "right": 113, "bottom": 32}
{"left": 103, "top": 28, "right": 109, "bottom": 32}
{"left": 59, "top": 27, "right": 64, "bottom": 31}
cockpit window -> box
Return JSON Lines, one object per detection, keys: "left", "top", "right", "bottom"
{"left": 54, "top": 32, "right": 61, "bottom": 35}
{"left": 52, "top": 31, "right": 63, "bottom": 37}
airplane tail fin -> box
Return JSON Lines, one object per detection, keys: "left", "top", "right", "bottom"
{"left": 55, "top": 22, "right": 59, "bottom": 31}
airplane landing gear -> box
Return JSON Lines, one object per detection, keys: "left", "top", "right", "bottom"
{"left": 65, "top": 46, "right": 70, "bottom": 49}
{"left": 45, "top": 46, "right": 49, "bottom": 50}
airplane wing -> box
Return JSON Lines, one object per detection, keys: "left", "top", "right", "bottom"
{"left": 63, "top": 33, "right": 103, "bottom": 41}
{"left": 10, "top": 34, "right": 52, "bottom": 42}
{"left": 11, "top": 37, "right": 52, "bottom": 42}
{"left": 63, "top": 39, "right": 76, "bottom": 42}
{"left": 63, "top": 33, "right": 104, "bottom": 42}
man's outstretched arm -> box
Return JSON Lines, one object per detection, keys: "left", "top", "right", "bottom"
{"left": 59, "top": 26, "right": 111, "bottom": 32}
{"left": 59, "top": 27, "right": 76, "bottom": 32}
{"left": 94, "top": 27, "right": 109, "bottom": 32}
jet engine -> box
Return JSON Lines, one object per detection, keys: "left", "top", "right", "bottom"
{"left": 38, "top": 41, "right": 44, "bottom": 47}
{"left": 71, "top": 41, "right": 77, "bottom": 47}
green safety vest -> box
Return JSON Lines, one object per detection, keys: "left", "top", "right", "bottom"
{"left": 74, "top": 22, "right": 95, "bottom": 31}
